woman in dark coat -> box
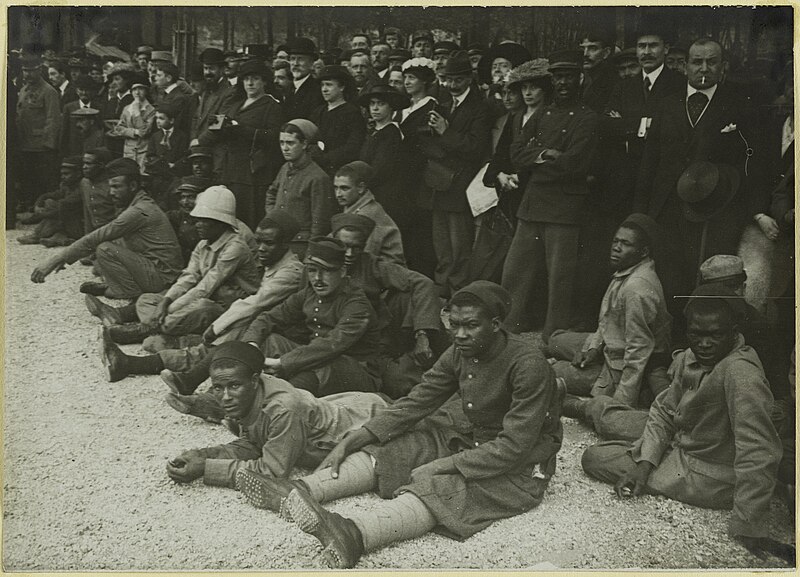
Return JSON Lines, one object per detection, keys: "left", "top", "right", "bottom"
{"left": 309, "top": 65, "right": 366, "bottom": 177}
{"left": 198, "top": 58, "right": 283, "bottom": 227}
{"left": 397, "top": 57, "right": 442, "bottom": 279}
{"left": 358, "top": 83, "right": 411, "bottom": 225}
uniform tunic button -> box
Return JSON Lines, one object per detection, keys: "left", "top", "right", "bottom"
{"left": 474, "top": 442, "right": 480, "bottom": 447}
{"left": 314, "top": 332, "right": 319, "bottom": 337}
{"left": 468, "top": 374, "right": 473, "bottom": 379}
{"left": 569, "top": 111, "right": 574, "bottom": 116}
{"left": 467, "top": 402, "right": 473, "bottom": 408}
{"left": 473, "top": 358, "right": 478, "bottom": 363}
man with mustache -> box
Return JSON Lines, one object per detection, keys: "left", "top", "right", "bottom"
{"left": 283, "top": 38, "right": 325, "bottom": 121}
{"left": 579, "top": 28, "right": 618, "bottom": 113}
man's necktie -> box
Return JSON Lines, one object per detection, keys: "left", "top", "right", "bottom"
{"left": 642, "top": 76, "right": 652, "bottom": 101}
{"left": 161, "top": 130, "right": 172, "bottom": 148}
{"left": 450, "top": 98, "right": 458, "bottom": 116}
{"left": 687, "top": 91, "right": 709, "bottom": 126}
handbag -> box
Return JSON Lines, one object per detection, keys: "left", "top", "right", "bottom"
{"left": 423, "top": 159, "right": 458, "bottom": 191}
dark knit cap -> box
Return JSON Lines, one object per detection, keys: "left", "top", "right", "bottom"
{"left": 106, "top": 157, "right": 141, "bottom": 178}
{"left": 452, "top": 280, "right": 512, "bottom": 320}
{"left": 210, "top": 341, "right": 264, "bottom": 374}
{"left": 336, "top": 160, "right": 375, "bottom": 185}
{"left": 258, "top": 209, "right": 301, "bottom": 239}
{"left": 331, "top": 212, "right": 376, "bottom": 236}
{"left": 305, "top": 236, "right": 346, "bottom": 270}
{"left": 61, "top": 155, "right": 83, "bottom": 168}
{"left": 620, "top": 213, "right": 660, "bottom": 249}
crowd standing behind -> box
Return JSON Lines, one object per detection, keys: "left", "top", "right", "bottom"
{"left": 10, "top": 20, "right": 795, "bottom": 569}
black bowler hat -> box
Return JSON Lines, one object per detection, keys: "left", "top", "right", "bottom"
{"left": 478, "top": 42, "right": 532, "bottom": 84}
{"left": 356, "top": 82, "right": 410, "bottom": 110}
{"left": 287, "top": 37, "right": 318, "bottom": 58}
{"left": 199, "top": 48, "right": 226, "bottom": 66}
{"left": 244, "top": 44, "right": 272, "bottom": 58}
{"left": 443, "top": 50, "right": 472, "bottom": 76}
{"left": 548, "top": 49, "right": 583, "bottom": 71}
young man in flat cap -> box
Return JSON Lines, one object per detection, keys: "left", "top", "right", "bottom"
{"left": 92, "top": 186, "right": 261, "bottom": 357}
{"left": 331, "top": 212, "right": 445, "bottom": 397}
{"left": 164, "top": 341, "right": 388, "bottom": 487}
{"left": 94, "top": 210, "right": 305, "bottom": 387}
{"left": 264, "top": 119, "right": 336, "bottom": 257}
{"left": 333, "top": 160, "right": 405, "bottom": 265}
{"left": 236, "top": 280, "right": 563, "bottom": 569}
{"left": 506, "top": 49, "right": 599, "bottom": 340}
{"left": 547, "top": 214, "right": 672, "bottom": 430}
{"left": 17, "top": 155, "right": 85, "bottom": 247}
{"left": 31, "top": 157, "right": 184, "bottom": 300}
{"left": 581, "top": 289, "right": 793, "bottom": 565}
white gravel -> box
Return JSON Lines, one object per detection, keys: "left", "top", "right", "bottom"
{"left": 4, "top": 226, "right": 795, "bottom": 570}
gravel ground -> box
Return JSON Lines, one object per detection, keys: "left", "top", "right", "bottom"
{"left": 3, "top": 226, "right": 795, "bottom": 571}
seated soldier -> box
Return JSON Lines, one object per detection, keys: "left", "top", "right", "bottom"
{"left": 235, "top": 281, "right": 563, "bottom": 569}
{"left": 581, "top": 290, "right": 792, "bottom": 564}
{"left": 79, "top": 148, "right": 117, "bottom": 235}
{"left": 97, "top": 210, "right": 305, "bottom": 388}
{"left": 331, "top": 212, "right": 447, "bottom": 397}
{"left": 547, "top": 214, "right": 672, "bottom": 425}
{"left": 166, "top": 176, "right": 209, "bottom": 265}
{"left": 91, "top": 186, "right": 261, "bottom": 362}
{"left": 31, "top": 158, "right": 184, "bottom": 300}
{"left": 164, "top": 341, "right": 389, "bottom": 486}
{"left": 333, "top": 160, "right": 405, "bottom": 265}
{"left": 17, "top": 155, "right": 85, "bottom": 247}
{"left": 162, "top": 237, "right": 383, "bottom": 398}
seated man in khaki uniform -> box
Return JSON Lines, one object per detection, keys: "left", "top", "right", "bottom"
{"left": 90, "top": 186, "right": 261, "bottom": 357}
{"left": 236, "top": 281, "right": 563, "bottom": 569}
{"left": 165, "top": 341, "right": 388, "bottom": 487}
{"left": 31, "top": 157, "right": 184, "bottom": 300}
{"left": 581, "top": 289, "right": 792, "bottom": 564}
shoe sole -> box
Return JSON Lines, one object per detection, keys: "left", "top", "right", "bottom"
{"left": 285, "top": 489, "right": 354, "bottom": 569}
{"left": 235, "top": 469, "right": 293, "bottom": 519}
{"left": 85, "top": 295, "right": 103, "bottom": 319}
{"left": 160, "top": 370, "right": 183, "bottom": 396}
{"left": 86, "top": 295, "right": 121, "bottom": 326}
{"left": 163, "top": 393, "right": 192, "bottom": 414}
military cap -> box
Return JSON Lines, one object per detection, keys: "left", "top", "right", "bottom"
{"left": 620, "top": 213, "right": 661, "bottom": 249}
{"left": 305, "top": 236, "right": 346, "bottom": 270}
{"left": 411, "top": 30, "right": 434, "bottom": 45}
{"left": 452, "top": 280, "right": 512, "bottom": 321}
{"left": 331, "top": 213, "right": 377, "bottom": 237}
{"left": 388, "top": 48, "right": 412, "bottom": 63}
{"left": 86, "top": 147, "right": 113, "bottom": 164}
{"left": 106, "top": 157, "right": 141, "bottom": 178}
{"left": 174, "top": 175, "right": 211, "bottom": 193}
{"left": 136, "top": 45, "right": 154, "bottom": 56}
{"left": 61, "top": 155, "right": 83, "bottom": 168}
{"left": 548, "top": 49, "right": 583, "bottom": 71}
{"left": 285, "top": 118, "right": 319, "bottom": 142}
{"left": 467, "top": 43, "right": 485, "bottom": 57}
{"left": 150, "top": 50, "right": 174, "bottom": 63}
{"left": 210, "top": 341, "right": 265, "bottom": 374}
{"left": 699, "top": 255, "right": 746, "bottom": 284}
{"left": 71, "top": 107, "right": 100, "bottom": 117}
{"left": 258, "top": 209, "right": 301, "bottom": 239}
{"left": 188, "top": 146, "right": 213, "bottom": 160}
{"left": 683, "top": 282, "right": 748, "bottom": 322}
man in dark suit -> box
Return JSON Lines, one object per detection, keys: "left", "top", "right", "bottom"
{"left": 284, "top": 38, "right": 325, "bottom": 121}
{"left": 153, "top": 62, "right": 192, "bottom": 133}
{"left": 634, "top": 38, "right": 762, "bottom": 323}
{"left": 422, "top": 51, "right": 491, "bottom": 297}
{"left": 61, "top": 75, "right": 102, "bottom": 156}
{"left": 574, "top": 28, "right": 684, "bottom": 326}
{"left": 505, "top": 50, "right": 598, "bottom": 340}
{"left": 579, "top": 29, "right": 618, "bottom": 114}
{"left": 47, "top": 60, "right": 78, "bottom": 109}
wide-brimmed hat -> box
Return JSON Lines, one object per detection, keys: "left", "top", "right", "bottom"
{"left": 20, "top": 54, "right": 43, "bottom": 70}
{"left": 199, "top": 48, "right": 226, "bottom": 66}
{"left": 238, "top": 58, "right": 270, "bottom": 80}
{"left": 317, "top": 65, "right": 355, "bottom": 89}
{"left": 677, "top": 161, "right": 741, "bottom": 223}
{"left": 305, "top": 236, "right": 346, "bottom": 270}
{"left": 443, "top": 50, "right": 472, "bottom": 77}
{"left": 287, "top": 37, "right": 318, "bottom": 58}
{"left": 548, "top": 49, "right": 583, "bottom": 72}
{"left": 478, "top": 42, "right": 532, "bottom": 84}
{"left": 506, "top": 58, "right": 551, "bottom": 89}
{"left": 357, "top": 82, "right": 410, "bottom": 110}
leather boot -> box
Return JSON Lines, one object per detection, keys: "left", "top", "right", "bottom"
{"left": 79, "top": 281, "right": 108, "bottom": 296}
{"left": 108, "top": 323, "right": 154, "bottom": 344}
{"left": 235, "top": 469, "right": 304, "bottom": 517}
{"left": 17, "top": 234, "right": 40, "bottom": 245}
{"left": 562, "top": 394, "right": 588, "bottom": 420}
{"left": 40, "top": 232, "right": 73, "bottom": 247}
{"left": 163, "top": 391, "right": 225, "bottom": 423}
{"left": 286, "top": 486, "right": 365, "bottom": 569}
